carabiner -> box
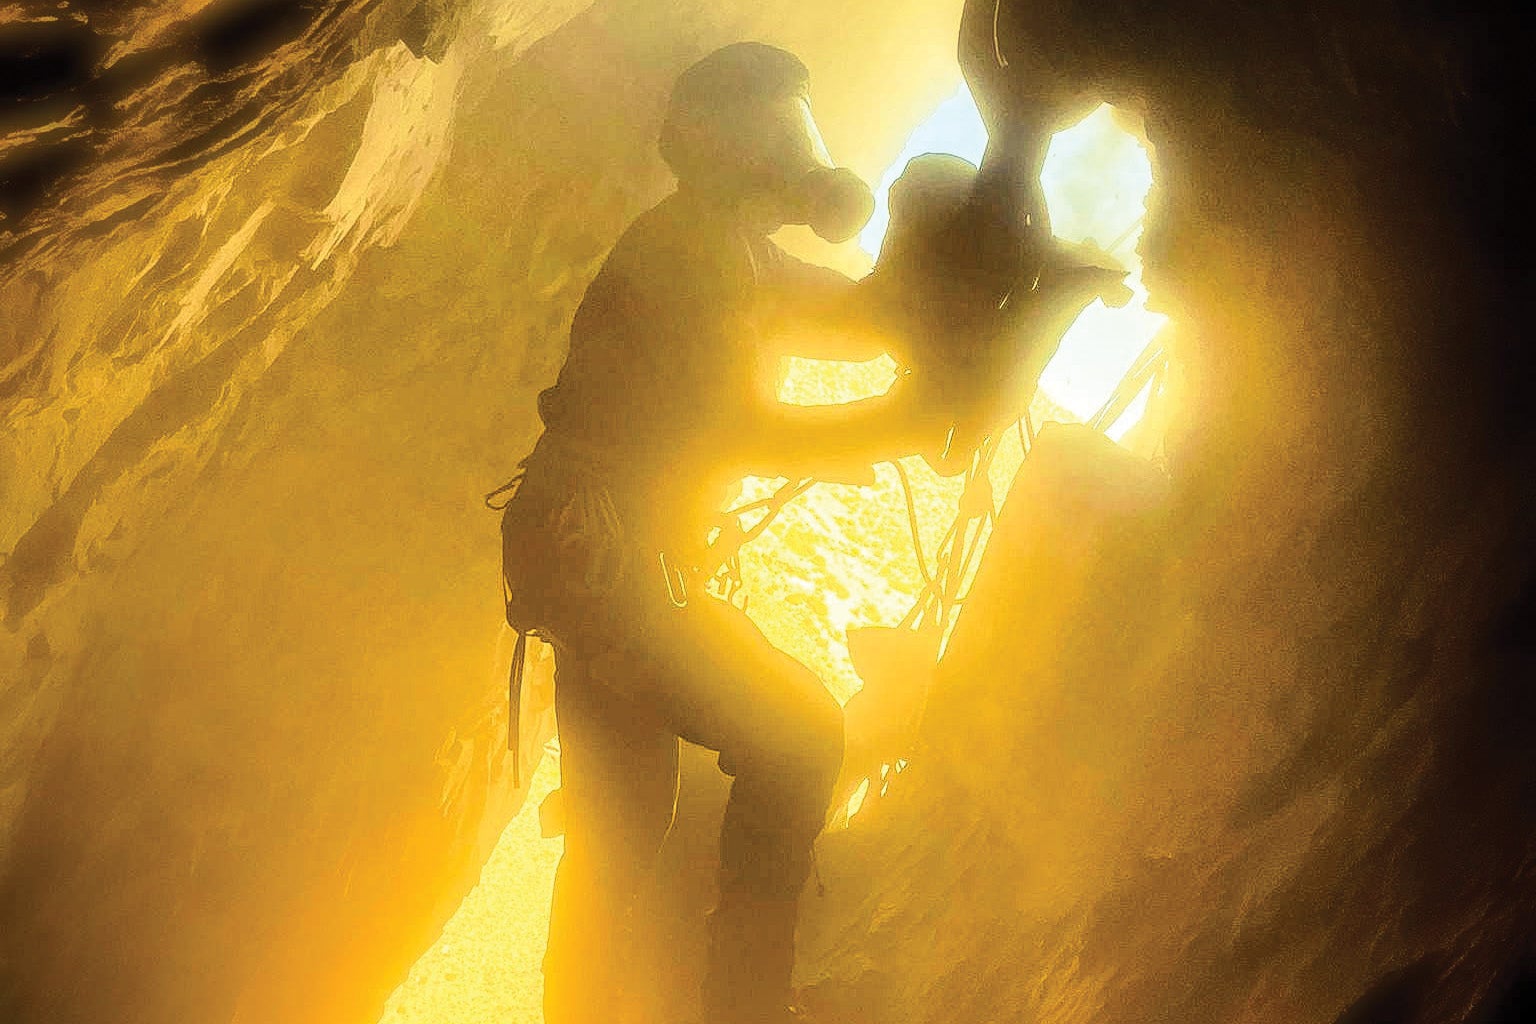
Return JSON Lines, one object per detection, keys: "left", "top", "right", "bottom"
{"left": 659, "top": 551, "right": 689, "bottom": 609}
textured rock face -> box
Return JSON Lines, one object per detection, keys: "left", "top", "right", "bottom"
{"left": 794, "top": 2, "right": 1535, "bottom": 1022}
{"left": 0, "top": 6, "right": 600, "bottom": 1021}
{"left": 0, "top": 2, "right": 971, "bottom": 1021}
{"left": 0, "top": 2, "right": 1531, "bottom": 1024}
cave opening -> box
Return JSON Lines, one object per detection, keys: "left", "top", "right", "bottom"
{"left": 378, "top": 83, "right": 1169, "bottom": 1024}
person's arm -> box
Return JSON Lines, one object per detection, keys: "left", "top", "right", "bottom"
{"left": 757, "top": 247, "right": 893, "bottom": 363}
{"left": 728, "top": 375, "right": 950, "bottom": 483}
{"left": 957, "top": 0, "right": 1104, "bottom": 264}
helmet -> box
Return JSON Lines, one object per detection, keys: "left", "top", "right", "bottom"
{"left": 658, "top": 42, "right": 874, "bottom": 243}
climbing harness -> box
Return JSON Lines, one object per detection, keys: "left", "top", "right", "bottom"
{"left": 483, "top": 470, "right": 525, "bottom": 512}
{"left": 701, "top": 475, "right": 816, "bottom": 608}
{"left": 486, "top": 468, "right": 535, "bottom": 787}
{"left": 487, "top": 446, "right": 816, "bottom": 784}
{"left": 659, "top": 551, "right": 690, "bottom": 608}
{"left": 506, "top": 629, "right": 530, "bottom": 788}
{"left": 485, "top": 441, "right": 625, "bottom": 789}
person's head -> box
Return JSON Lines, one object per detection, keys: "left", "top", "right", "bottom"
{"left": 658, "top": 42, "right": 874, "bottom": 242}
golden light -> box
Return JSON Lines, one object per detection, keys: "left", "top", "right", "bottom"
{"left": 379, "top": 89, "right": 1166, "bottom": 1024}
{"left": 738, "top": 91, "right": 1165, "bottom": 706}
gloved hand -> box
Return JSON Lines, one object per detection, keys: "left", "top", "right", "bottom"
{"left": 884, "top": 368, "right": 965, "bottom": 472}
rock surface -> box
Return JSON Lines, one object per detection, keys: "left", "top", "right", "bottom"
{"left": 1, "top": 1, "right": 1532, "bottom": 1023}
{"left": 795, "top": 3, "right": 1536, "bottom": 1022}
{"left": 0, "top": 1, "right": 978, "bottom": 1021}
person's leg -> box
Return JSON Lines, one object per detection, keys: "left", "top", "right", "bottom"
{"left": 593, "top": 594, "right": 844, "bottom": 1023}
{"left": 544, "top": 651, "right": 680, "bottom": 1024}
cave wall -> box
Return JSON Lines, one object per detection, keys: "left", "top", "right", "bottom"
{"left": 0, "top": 2, "right": 971, "bottom": 1022}
{"left": 1, "top": 1, "right": 1531, "bottom": 1023}
{"left": 795, "top": 2, "right": 1536, "bottom": 1022}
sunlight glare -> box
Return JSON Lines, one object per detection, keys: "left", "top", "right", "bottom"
{"left": 381, "top": 76, "right": 1172, "bottom": 1024}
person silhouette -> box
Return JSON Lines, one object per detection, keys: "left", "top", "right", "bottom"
{"left": 501, "top": 43, "right": 940, "bottom": 1024}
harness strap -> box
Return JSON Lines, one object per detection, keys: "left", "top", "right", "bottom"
{"left": 508, "top": 628, "right": 529, "bottom": 789}
{"left": 485, "top": 468, "right": 527, "bottom": 510}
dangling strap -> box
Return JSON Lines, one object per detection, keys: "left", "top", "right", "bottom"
{"left": 484, "top": 468, "right": 526, "bottom": 510}
{"left": 508, "top": 629, "right": 528, "bottom": 788}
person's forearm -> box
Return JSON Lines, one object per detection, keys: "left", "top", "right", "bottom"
{"left": 764, "top": 254, "right": 892, "bottom": 362}
{"left": 740, "top": 391, "right": 941, "bottom": 481}
{"left": 958, "top": 0, "right": 1101, "bottom": 252}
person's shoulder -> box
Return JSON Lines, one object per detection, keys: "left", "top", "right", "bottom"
{"left": 608, "top": 193, "right": 691, "bottom": 264}
{"left": 607, "top": 192, "right": 747, "bottom": 292}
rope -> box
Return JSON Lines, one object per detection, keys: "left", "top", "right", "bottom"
{"left": 736, "top": 478, "right": 815, "bottom": 546}
{"left": 897, "top": 433, "right": 1006, "bottom": 640}
{"left": 705, "top": 476, "right": 815, "bottom": 604}
{"left": 484, "top": 470, "right": 525, "bottom": 510}
{"left": 893, "top": 460, "right": 935, "bottom": 591}
{"left": 507, "top": 629, "right": 528, "bottom": 789}
{"left": 1088, "top": 340, "right": 1165, "bottom": 432}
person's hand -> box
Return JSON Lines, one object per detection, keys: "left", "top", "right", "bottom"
{"left": 883, "top": 370, "right": 978, "bottom": 477}
{"left": 887, "top": 369, "right": 958, "bottom": 447}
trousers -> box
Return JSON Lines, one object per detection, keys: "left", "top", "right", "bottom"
{"left": 541, "top": 582, "right": 844, "bottom": 1024}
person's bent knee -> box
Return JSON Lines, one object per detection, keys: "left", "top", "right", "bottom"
{"left": 718, "top": 663, "right": 845, "bottom": 816}
{"left": 805, "top": 686, "right": 845, "bottom": 796}
{"left": 779, "top": 679, "right": 844, "bottom": 814}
